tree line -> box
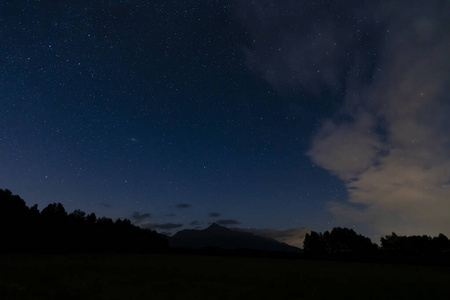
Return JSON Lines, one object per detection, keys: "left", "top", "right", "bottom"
{"left": 303, "top": 227, "right": 450, "bottom": 262}
{"left": 0, "top": 189, "right": 169, "bottom": 253}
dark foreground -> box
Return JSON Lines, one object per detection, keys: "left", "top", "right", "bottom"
{"left": 1, "top": 253, "right": 449, "bottom": 299}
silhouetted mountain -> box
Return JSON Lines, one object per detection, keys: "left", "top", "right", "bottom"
{"left": 170, "top": 223, "right": 301, "bottom": 253}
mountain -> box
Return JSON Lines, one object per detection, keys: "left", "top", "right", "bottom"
{"left": 169, "top": 223, "right": 301, "bottom": 253}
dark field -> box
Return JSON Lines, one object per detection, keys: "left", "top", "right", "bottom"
{"left": 1, "top": 254, "right": 449, "bottom": 299}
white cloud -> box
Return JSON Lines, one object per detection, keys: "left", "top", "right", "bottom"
{"left": 307, "top": 112, "right": 384, "bottom": 181}
{"left": 308, "top": 1, "right": 450, "bottom": 237}
{"left": 237, "top": 0, "right": 450, "bottom": 237}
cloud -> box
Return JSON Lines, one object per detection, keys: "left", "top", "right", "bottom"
{"left": 131, "top": 212, "right": 151, "bottom": 222}
{"left": 235, "top": 227, "right": 310, "bottom": 249}
{"left": 175, "top": 203, "right": 191, "bottom": 209}
{"left": 189, "top": 221, "right": 203, "bottom": 229}
{"left": 208, "top": 212, "right": 220, "bottom": 218}
{"left": 234, "top": 0, "right": 377, "bottom": 97}
{"left": 149, "top": 223, "right": 183, "bottom": 230}
{"left": 308, "top": 1, "right": 450, "bottom": 237}
{"left": 217, "top": 219, "right": 241, "bottom": 226}
{"left": 99, "top": 203, "right": 112, "bottom": 208}
{"left": 165, "top": 213, "right": 176, "bottom": 217}
{"left": 238, "top": 1, "right": 450, "bottom": 237}
{"left": 159, "top": 231, "right": 173, "bottom": 237}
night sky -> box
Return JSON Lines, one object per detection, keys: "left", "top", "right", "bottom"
{"left": 2, "top": 0, "right": 449, "bottom": 247}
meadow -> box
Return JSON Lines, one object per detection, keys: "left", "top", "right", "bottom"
{"left": 1, "top": 253, "right": 449, "bottom": 299}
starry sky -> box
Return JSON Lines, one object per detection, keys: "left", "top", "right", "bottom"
{"left": 1, "top": 0, "right": 449, "bottom": 247}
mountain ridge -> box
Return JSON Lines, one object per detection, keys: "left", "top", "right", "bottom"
{"left": 170, "top": 223, "right": 301, "bottom": 253}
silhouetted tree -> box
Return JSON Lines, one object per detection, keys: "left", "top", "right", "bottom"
{"left": 380, "top": 232, "right": 450, "bottom": 256}
{"left": 328, "top": 227, "right": 377, "bottom": 254}
{"left": 41, "top": 203, "right": 68, "bottom": 221}
{"left": 303, "top": 231, "right": 327, "bottom": 255}
{"left": 303, "top": 227, "right": 378, "bottom": 258}
{"left": 69, "top": 209, "right": 86, "bottom": 222}
{"left": 380, "top": 232, "right": 399, "bottom": 251}
{"left": 433, "top": 234, "right": 450, "bottom": 253}
{"left": 86, "top": 212, "right": 97, "bottom": 224}
{"left": 0, "top": 188, "right": 169, "bottom": 253}
{"left": 0, "top": 189, "right": 28, "bottom": 224}
{"left": 0, "top": 189, "right": 32, "bottom": 251}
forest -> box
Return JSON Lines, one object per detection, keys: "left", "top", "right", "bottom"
{"left": 0, "top": 189, "right": 168, "bottom": 253}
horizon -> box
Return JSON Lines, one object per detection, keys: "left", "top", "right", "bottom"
{"left": 2, "top": 1, "right": 450, "bottom": 246}
{"left": 3, "top": 187, "right": 450, "bottom": 250}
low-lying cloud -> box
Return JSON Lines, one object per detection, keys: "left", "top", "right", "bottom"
{"left": 148, "top": 223, "right": 183, "bottom": 230}
{"left": 131, "top": 212, "right": 151, "bottom": 222}
{"left": 217, "top": 219, "right": 241, "bottom": 226}
{"left": 235, "top": 227, "right": 310, "bottom": 249}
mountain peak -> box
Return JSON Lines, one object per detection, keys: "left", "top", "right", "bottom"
{"left": 170, "top": 223, "right": 301, "bottom": 253}
{"left": 205, "top": 223, "right": 230, "bottom": 232}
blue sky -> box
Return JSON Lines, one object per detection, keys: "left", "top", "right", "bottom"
{"left": 1, "top": 0, "right": 449, "bottom": 245}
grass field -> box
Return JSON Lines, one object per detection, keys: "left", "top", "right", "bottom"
{"left": 1, "top": 253, "right": 449, "bottom": 299}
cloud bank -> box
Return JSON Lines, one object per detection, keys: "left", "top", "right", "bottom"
{"left": 235, "top": 227, "right": 310, "bottom": 249}
{"left": 236, "top": 0, "right": 450, "bottom": 237}
{"left": 144, "top": 223, "right": 183, "bottom": 230}
{"left": 217, "top": 219, "right": 241, "bottom": 226}
{"left": 131, "top": 212, "right": 151, "bottom": 222}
